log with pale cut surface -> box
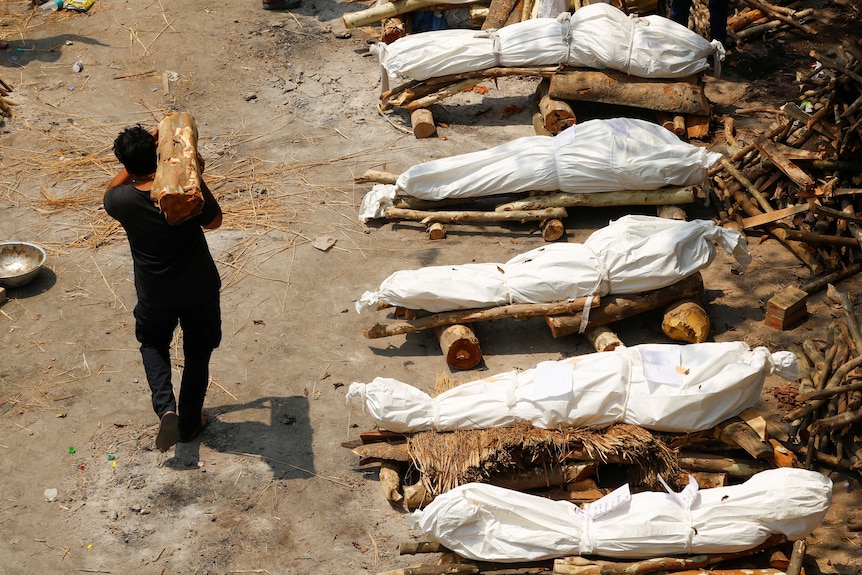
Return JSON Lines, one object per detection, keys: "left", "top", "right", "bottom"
{"left": 151, "top": 111, "right": 204, "bottom": 225}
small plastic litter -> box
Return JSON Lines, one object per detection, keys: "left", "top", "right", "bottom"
{"left": 68, "top": 446, "right": 75, "bottom": 454}
{"left": 44, "top": 488, "right": 58, "bottom": 502}
{"left": 72, "top": 60, "right": 83, "bottom": 73}
{"left": 65, "top": 0, "right": 96, "bottom": 11}
{"left": 106, "top": 454, "right": 115, "bottom": 461}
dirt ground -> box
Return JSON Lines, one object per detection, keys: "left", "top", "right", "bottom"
{"left": 0, "top": 0, "right": 861, "bottom": 574}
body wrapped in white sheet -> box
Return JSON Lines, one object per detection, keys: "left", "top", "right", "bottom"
{"left": 358, "top": 118, "right": 723, "bottom": 221}
{"left": 346, "top": 341, "right": 798, "bottom": 433}
{"left": 373, "top": 3, "right": 724, "bottom": 83}
{"left": 356, "top": 216, "right": 749, "bottom": 314}
{"left": 410, "top": 468, "right": 832, "bottom": 561}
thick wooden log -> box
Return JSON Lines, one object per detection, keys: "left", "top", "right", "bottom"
{"left": 399, "top": 542, "right": 447, "bottom": 555}
{"left": 661, "top": 299, "right": 710, "bottom": 343}
{"left": 355, "top": 169, "right": 399, "bottom": 185}
{"left": 403, "top": 480, "right": 433, "bottom": 510}
{"left": 384, "top": 206, "right": 567, "bottom": 224}
{"left": 546, "top": 273, "right": 704, "bottom": 338}
{"left": 483, "top": 0, "right": 520, "bottom": 29}
{"left": 686, "top": 115, "right": 710, "bottom": 140}
{"left": 585, "top": 325, "right": 622, "bottom": 352}
{"left": 678, "top": 452, "right": 771, "bottom": 478}
{"left": 657, "top": 111, "right": 686, "bottom": 137}
{"left": 377, "top": 566, "right": 478, "bottom": 575}
{"left": 490, "top": 463, "right": 595, "bottom": 491}
{"left": 353, "top": 442, "right": 410, "bottom": 462}
{"left": 343, "top": 0, "right": 440, "bottom": 28}
{"left": 554, "top": 537, "right": 786, "bottom": 575}
{"left": 382, "top": 16, "right": 406, "bottom": 44}
{"left": 715, "top": 418, "right": 773, "bottom": 460}
{"left": 656, "top": 204, "right": 687, "bottom": 221}
{"left": 496, "top": 187, "right": 695, "bottom": 211}
{"left": 411, "top": 108, "right": 437, "bottom": 139}
{"left": 427, "top": 222, "right": 446, "bottom": 240}
{"left": 550, "top": 70, "right": 710, "bottom": 116}
{"left": 380, "top": 460, "right": 404, "bottom": 504}
{"left": 434, "top": 324, "right": 482, "bottom": 370}
{"left": 366, "top": 295, "right": 599, "bottom": 339}
{"left": 151, "top": 111, "right": 204, "bottom": 225}
{"left": 537, "top": 78, "right": 576, "bottom": 135}
{"left": 540, "top": 218, "right": 565, "bottom": 241}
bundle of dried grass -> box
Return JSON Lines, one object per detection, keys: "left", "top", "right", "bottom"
{"left": 407, "top": 422, "right": 681, "bottom": 496}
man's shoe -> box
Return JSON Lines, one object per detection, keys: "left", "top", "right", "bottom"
{"left": 155, "top": 411, "right": 179, "bottom": 453}
{"left": 263, "top": 0, "right": 300, "bottom": 9}
{"left": 178, "top": 411, "right": 209, "bottom": 443}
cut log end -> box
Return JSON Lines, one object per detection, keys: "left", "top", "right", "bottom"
{"left": 435, "top": 324, "right": 482, "bottom": 370}
{"left": 427, "top": 222, "right": 446, "bottom": 240}
{"left": 411, "top": 108, "right": 436, "bottom": 139}
{"left": 662, "top": 299, "right": 710, "bottom": 343}
{"left": 540, "top": 218, "right": 565, "bottom": 241}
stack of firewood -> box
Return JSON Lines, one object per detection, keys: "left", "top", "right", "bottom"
{"left": 710, "top": 35, "right": 862, "bottom": 319}
{"left": 728, "top": 0, "right": 816, "bottom": 46}
{"left": 780, "top": 283, "right": 862, "bottom": 475}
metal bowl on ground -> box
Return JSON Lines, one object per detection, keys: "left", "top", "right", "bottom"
{"left": 0, "top": 242, "right": 47, "bottom": 288}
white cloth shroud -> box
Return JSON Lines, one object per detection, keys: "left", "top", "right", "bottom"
{"left": 356, "top": 215, "right": 750, "bottom": 313}
{"left": 371, "top": 3, "right": 725, "bottom": 83}
{"left": 409, "top": 468, "right": 832, "bottom": 561}
{"left": 358, "top": 118, "right": 723, "bottom": 221}
{"left": 346, "top": 341, "right": 798, "bottom": 433}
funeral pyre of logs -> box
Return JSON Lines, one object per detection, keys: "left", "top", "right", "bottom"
{"left": 347, "top": 404, "right": 843, "bottom": 574}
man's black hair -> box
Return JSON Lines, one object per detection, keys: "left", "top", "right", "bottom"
{"left": 113, "top": 125, "right": 158, "bottom": 176}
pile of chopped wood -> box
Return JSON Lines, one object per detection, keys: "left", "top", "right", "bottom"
{"left": 780, "top": 283, "right": 862, "bottom": 475}
{"left": 710, "top": 35, "right": 862, "bottom": 329}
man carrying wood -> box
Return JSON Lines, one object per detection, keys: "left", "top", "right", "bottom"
{"left": 104, "top": 124, "right": 223, "bottom": 453}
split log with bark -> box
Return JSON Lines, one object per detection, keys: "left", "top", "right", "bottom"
{"left": 151, "top": 112, "right": 204, "bottom": 225}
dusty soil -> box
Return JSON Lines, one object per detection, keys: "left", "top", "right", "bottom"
{"left": 0, "top": 0, "right": 860, "bottom": 574}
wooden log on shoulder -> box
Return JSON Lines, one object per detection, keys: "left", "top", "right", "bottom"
{"left": 546, "top": 273, "right": 704, "bottom": 338}
{"left": 366, "top": 295, "right": 599, "bottom": 339}
{"left": 434, "top": 324, "right": 482, "bottom": 370}
{"left": 550, "top": 70, "right": 710, "bottom": 116}
{"left": 496, "top": 187, "right": 695, "bottom": 211}
{"left": 151, "top": 111, "right": 204, "bottom": 225}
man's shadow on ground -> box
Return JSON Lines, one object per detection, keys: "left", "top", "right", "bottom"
{"left": 167, "top": 395, "right": 313, "bottom": 480}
